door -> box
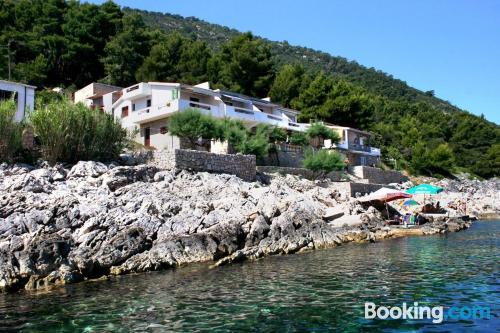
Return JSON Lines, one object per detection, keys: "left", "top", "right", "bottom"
{"left": 144, "top": 127, "right": 151, "bottom": 147}
{"left": 360, "top": 156, "right": 367, "bottom": 166}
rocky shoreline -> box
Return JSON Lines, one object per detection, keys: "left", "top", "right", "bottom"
{"left": 0, "top": 161, "right": 481, "bottom": 293}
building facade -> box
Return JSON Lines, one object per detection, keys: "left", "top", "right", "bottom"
{"left": 73, "top": 82, "right": 122, "bottom": 113}
{"left": 75, "top": 81, "right": 381, "bottom": 165}
{"left": 0, "top": 80, "right": 35, "bottom": 122}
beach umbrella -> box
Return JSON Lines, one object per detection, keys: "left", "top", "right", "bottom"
{"left": 359, "top": 187, "right": 412, "bottom": 203}
{"left": 403, "top": 199, "right": 420, "bottom": 206}
{"left": 406, "top": 184, "right": 443, "bottom": 195}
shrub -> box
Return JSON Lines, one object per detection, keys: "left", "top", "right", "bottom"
{"left": 268, "top": 126, "right": 287, "bottom": 143}
{"left": 168, "top": 108, "right": 220, "bottom": 148}
{"left": 30, "top": 99, "right": 127, "bottom": 163}
{"left": 303, "top": 149, "right": 345, "bottom": 172}
{"left": 216, "top": 117, "right": 248, "bottom": 148}
{"left": 0, "top": 99, "right": 23, "bottom": 162}
{"left": 234, "top": 128, "right": 269, "bottom": 159}
{"left": 289, "top": 131, "right": 309, "bottom": 146}
{"left": 306, "top": 122, "right": 340, "bottom": 142}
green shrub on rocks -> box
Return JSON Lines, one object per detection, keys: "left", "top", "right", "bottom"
{"left": 30, "top": 99, "right": 127, "bottom": 164}
{"left": 0, "top": 99, "right": 23, "bottom": 162}
{"left": 303, "top": 149, "right": 345, "bottom": 172}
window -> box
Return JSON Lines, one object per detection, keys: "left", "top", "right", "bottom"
{"left": 172, "top": 89, "right": 179, "bottom": 100}
{"left": 132, "top": 103, "right": 136, "bottom": 111}
{"left": 147, "top": 99, "right": 151, "bottom": 107}
{"left": 160, "top": 126, "right": 167, "bottom": 134}
{"left": 189, "top": 97, "right": 200, "bottom": 107}
{"left": 121, "top": 106, "right": 129, "bottom": 118}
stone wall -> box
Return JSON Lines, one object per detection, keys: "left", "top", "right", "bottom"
{"left": 349, "top": 166, "right": 408, "bottom": 184}
{"left": 151, "top": 149, "right": 256, "bottom": 181}
{"left": 260, "top": 144, "right": 304, "bottom": 168}
{"left": 329, "top": 182, "right": 385, "bottom": 199}
{"left": 257, "top": 166, "right": 343, "bottom": 181}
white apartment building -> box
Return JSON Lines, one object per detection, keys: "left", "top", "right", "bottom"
{"left": 0, "top": 80, "right": 35, "bottom": 122}
{"left": 109, "top": 82, "right": 304, "bottom": 150}
{"left": 74, "top": 81, "right": 381, "bottom": 164}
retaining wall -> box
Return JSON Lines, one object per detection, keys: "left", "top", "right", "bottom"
{"left": 349, "top": 166, "right": 408, "bottom": 184}
{"left": 151, "top": 149, "right": 256, "bottom": 181}
{"left": 256, "top": 166, "right": 343, "bottom": 181}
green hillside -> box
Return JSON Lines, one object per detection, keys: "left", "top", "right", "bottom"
{"left": 130, "top": 8, "right": 461, "bottom": 114}
{"left": 0, "top": 1, "right": 497, "bottom": 177}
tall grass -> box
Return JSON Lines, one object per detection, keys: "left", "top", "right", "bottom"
{"left": 30, "top": 99, "right": 127, "bottom": 164}
{"left": 0, "top": 99, "right": 23, "bottom": 162}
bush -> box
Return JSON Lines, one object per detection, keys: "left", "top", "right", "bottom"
{"left": 30, "top": 99, "right": 127, "bottom": 163}
{"left": 289, "top": 131, "right": 309, "bottom": 146}
{"left": 216, "top": 117, "right": 247, "bottom": 148}
{"left": 168, "top": 108, "right": 220, "bottom": 148}
{"left": 0, "top": 99, "right": 23, "bottom": 162}
{"left": 234, "top": 125, "right": 270, "bottom": 159}
{"left": 303, "top": 149, "right": 345, "bottom": 172}
{"left": 305, "top": 122, "right": 340, "bottom": 142}
{"left": 268, "top": 126, "right": 287, "bottom": 143}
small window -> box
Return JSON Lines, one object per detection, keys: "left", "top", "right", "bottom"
{"left": 172, "top": 89, "right": 179, "bottom": 100}
{"left": 147, "top": 99, "right": 151, "bottom": 107}
{"left": 160, "top": 126, "right": 167, "bottom": 134}
{"left": 121, "top": 106, "right": 128, "bottom": 118}
{"left": 132, "top": 103, "right": 136, "bottom": 111}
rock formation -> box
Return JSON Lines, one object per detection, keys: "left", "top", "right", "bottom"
{"left": 0, "top": 161, "right": 473, "bottom": 292}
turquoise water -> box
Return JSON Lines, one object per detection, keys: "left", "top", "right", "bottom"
{"left": 0, "top": 221, "right": 498, "bottom": 332}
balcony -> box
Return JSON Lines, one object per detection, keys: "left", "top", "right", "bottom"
{"left": 349, "top": 143, "right": 371, "bottom": 152}
{"left": 129, "top": 100, "right": 180, "bottom": 124}
{"left": 333, "top": 141, "right": 381, "bottom": 156}
{"left": 179, "top": 99, "right": 223, "bottom": 118}
{"left": 122, "top": 83, "right": 151, "bottom": 100}
{"left": 224, "top": 105, "right": 259, "bottom": 125}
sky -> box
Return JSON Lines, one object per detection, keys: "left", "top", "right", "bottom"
{"left": 90, "top": 0, "right": 500, "bottom": 124}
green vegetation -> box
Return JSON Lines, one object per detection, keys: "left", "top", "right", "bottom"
{"left": 305, "top": 123, "right": 340, "bottom": 142}
{"left": 1, "top": 1, "right": 498, "bottom": 177}
{"left": 289, "top": 132, "right": 309, "bottom": 146}
{"left": 30, "top": 99, "right": 127, "bottom": 163}
{"left": 168, "top": 108, "right": 220, "bottom": 148}
{"left": 303, "top": 149, "right": 345, "bottom": 172}
{"left": 168, "top": 110, "right": 271, "bottom": 160}
{"left": 0, "top": 99, "right": 23, "bottom": 162}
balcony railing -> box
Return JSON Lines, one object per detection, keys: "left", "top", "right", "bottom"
{"left": 349, "top": 143, "right": 371, "bottom": 152}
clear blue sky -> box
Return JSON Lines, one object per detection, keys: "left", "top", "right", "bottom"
{"left": 90, "top": 0, "right": 500, "bottom": 124}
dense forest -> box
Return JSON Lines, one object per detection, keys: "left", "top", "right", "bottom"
{"left": 0, "top": 0, "right": 498, "bottom": 178}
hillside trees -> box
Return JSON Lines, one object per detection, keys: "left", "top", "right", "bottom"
{"left": 136, "top": 33, "right": 212, "bottom": 84}
{"left": 102, "top": 13, "right": 151, "bottom": 86}
{"left": 208, "top": 32, "right": 274, "bottom": 97}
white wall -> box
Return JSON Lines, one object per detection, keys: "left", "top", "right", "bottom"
{"left": 74, "top": 83, "right": 94, "bottom": 104}
{"left": 0, "top": 81, "right": 35, "bottom": 122}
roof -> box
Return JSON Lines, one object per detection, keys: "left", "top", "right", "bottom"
{"left": 0, "top": 79, "right": 36, "bottom": 89}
